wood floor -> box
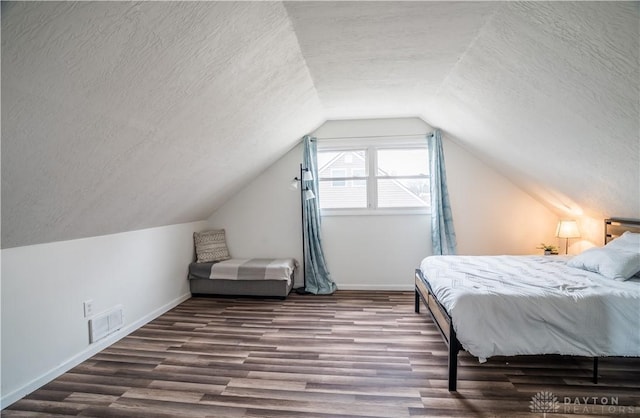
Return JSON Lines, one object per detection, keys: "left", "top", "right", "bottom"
{"left": 4, "top": 291, "right": 639, "bottom": 417}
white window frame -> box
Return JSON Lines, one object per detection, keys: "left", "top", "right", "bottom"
{"left": 317, "top": 137, "right": 430, "bottom": 216}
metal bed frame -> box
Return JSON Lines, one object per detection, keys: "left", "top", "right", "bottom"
{"left": 414, "top": 217, "right": 640, "bottom": 391}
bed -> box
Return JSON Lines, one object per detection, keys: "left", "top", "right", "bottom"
{"left": 414, "top": 218, "right": 640, "bottom": 391}
{"left": 189, "top": 258, "right": 297, "bottom": 298}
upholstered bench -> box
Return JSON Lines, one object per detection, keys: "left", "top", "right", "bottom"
{"left": 189, "top": 229, "right": 296, "bottom": 298}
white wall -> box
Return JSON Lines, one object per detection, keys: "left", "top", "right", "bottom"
{"left": 208, "top": 117, "right": 559, "bottom": 291}
{"left": 206, "top": 145, "right": 304, "bottom": 280}
{"left": 0, "top": 220, "right": 207, "bottom": 408}
{"left": 444, "top": 138, "right": 560, "bottom": 255}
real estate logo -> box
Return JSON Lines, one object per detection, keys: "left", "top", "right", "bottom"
{"left": 529, "top": 391, "right": 638, "bottom": 415}
{"left": 530, "top": 391, "right": 559, "bottom": 416}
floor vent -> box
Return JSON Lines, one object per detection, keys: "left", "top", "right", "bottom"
{"left": 89, "top": 306, "right": 124, "bottom": 343}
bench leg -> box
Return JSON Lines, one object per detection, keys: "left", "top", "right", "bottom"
{"left": 415, "top": 289, "right": 420, "bottom": 313}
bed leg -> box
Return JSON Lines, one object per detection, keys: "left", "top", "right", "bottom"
{"left": 593, "top": 357, "right": 598, "bottom": 384}
{"left": 448, "top": 348, "right": 457, "bottom": 391}
{"left": 448, "top": 326, "right": 459, "bottom": 391}
{"left": 414, "top": 288, "right": 420, "bottom": 313}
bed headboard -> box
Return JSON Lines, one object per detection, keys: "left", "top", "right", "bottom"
{"left": 604, "top": 218, "right": 640, "bottom": 244}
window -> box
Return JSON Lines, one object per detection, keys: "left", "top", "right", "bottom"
{"left": 318, "top": 150, "right": 367, "bottom": 209}
{"left": 376, "top": 148, "right": 429, "bottom": 208}
{"left": 317, "top": 139, "right": 429, "bottom": 213}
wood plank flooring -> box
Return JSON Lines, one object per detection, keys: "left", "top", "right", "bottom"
{"left": 4, "top": 291, "right": 640, "bottom": 417}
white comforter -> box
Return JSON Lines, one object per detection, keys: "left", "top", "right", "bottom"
{"left": 419, "top": 255, "right": 640, "bottom": 361}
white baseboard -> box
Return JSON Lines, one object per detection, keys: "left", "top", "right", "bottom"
{"left": 1, "top": 293, "right": 191, "bottom": 410}
{"left": 336, "top": 284, "right": 414, "bottom": 291}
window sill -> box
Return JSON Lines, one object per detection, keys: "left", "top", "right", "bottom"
{"left": 321, "top": 208, "right": 430, "bottom": 217}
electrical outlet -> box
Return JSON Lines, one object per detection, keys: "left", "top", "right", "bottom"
{"left": 83, "top": 300, "right": 93, "bottom": 318}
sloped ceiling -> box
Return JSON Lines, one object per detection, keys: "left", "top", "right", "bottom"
{"left": 2, "top": 1, "right": 638, "bottom": 248}
{"left": 1, "top": 1, "right": 324, "bottom": 248}
{"left": 423, "top": 2, "right": 639, "bottom": 219}
{"left": 286, "top": 1, "right": 639, "bottom": 219}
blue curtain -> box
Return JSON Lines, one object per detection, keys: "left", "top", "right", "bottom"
{"left": 302, "top": 136, "right": 337, "bottom": 295}
{"left": 427, "top": 130, "right": 457, "bottom": 255}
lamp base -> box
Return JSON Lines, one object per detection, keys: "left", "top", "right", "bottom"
{"left": 294, "top": 287, "right": 311, "bottom": 295}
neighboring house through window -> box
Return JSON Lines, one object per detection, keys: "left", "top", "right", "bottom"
{"left": 330, "top": 169, "right": 347, "bottom": 187}
{"left": 317, "top": 138, "right": 429, "bottom": 214}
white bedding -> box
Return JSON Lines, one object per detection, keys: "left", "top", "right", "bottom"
{"left": 419, "top": 255, "right": 640, "bottom": 361}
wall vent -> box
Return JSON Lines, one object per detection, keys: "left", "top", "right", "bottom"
{"left": 88, "top": 306, "right": 124, "bottom": 343}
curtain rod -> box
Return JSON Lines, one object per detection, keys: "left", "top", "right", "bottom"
{"left": 314, "top": 133, "right": 427, "bottom": 140}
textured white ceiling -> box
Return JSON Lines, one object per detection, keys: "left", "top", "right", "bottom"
{"left": 2, "top": 2, "right": 324, "bottom": 248}
{"left": 423, "top": 2, "right": 639, "bottom": 219}
{"left": 285, "top": 1, "right": 499, "bottom": 119}
{"left": 2, "top": 1, "right": 638, "bottom": 248}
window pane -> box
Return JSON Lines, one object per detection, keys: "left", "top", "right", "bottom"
{"left": 377, "top": 148, "right": 428, "bottom": 177}
{"left": 318, "top": 150, "right": 366, "bottom": 178}
{"left": 319, "top": 180, "right": 367, "bottom": 208}
{"left": 352, "top": 168, "right": 366, "bottom": 187}
{"left": 377, "top": 178, "right": 429, "bottom": 208}
{"left": 331, "top": 169, "right": 346, "bottom": 186}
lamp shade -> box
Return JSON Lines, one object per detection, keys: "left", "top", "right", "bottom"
{"left": 302, "top": 169, "right": 314, "bottom": 181}
{"left": 303, "top": 188, "right": 316, "bottom": 201}
{"left": 556, "top": 220, "right": 580, "bottom": 238}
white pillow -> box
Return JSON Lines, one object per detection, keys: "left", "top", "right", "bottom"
{"left": 567, "top": 246, "right": 640, "bottom": 281}
{"left": 605, "top": 231, "right": 640, "bottom": 254}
